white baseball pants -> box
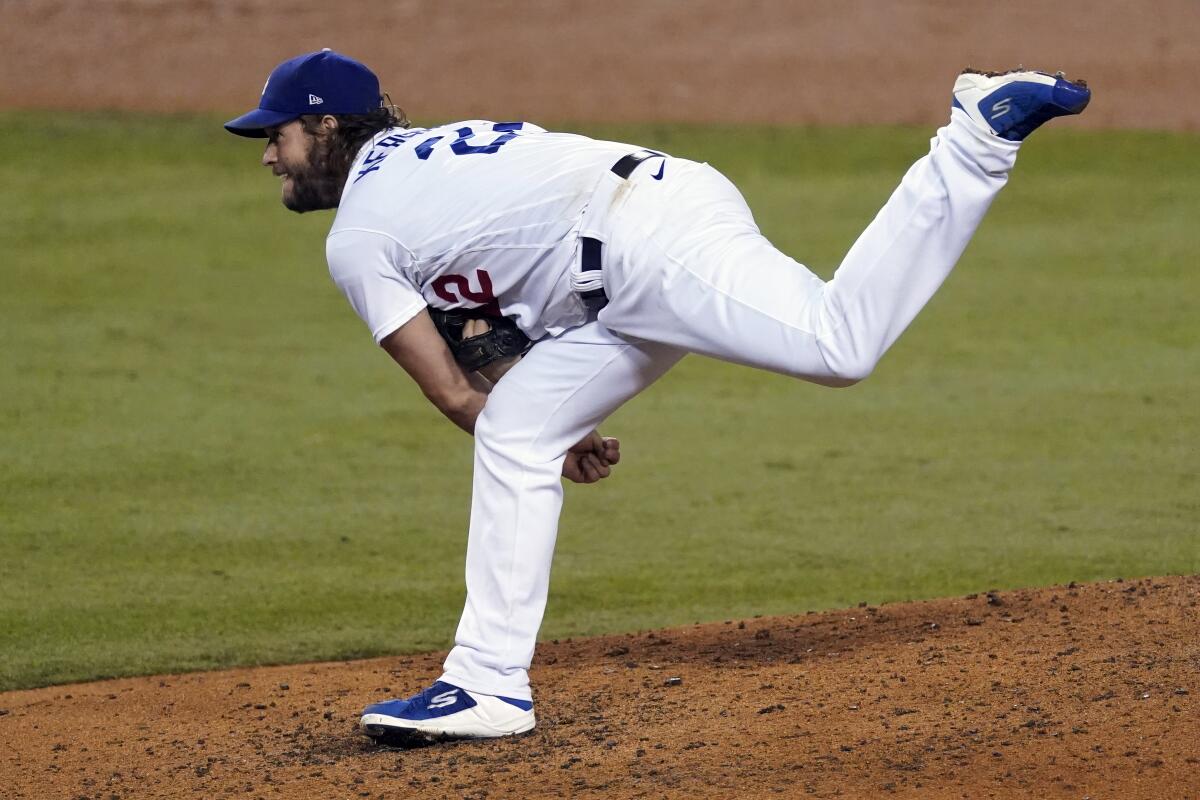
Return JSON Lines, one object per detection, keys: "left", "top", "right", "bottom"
{"left": 440, "top": 111, "right": 1020, "bottom": 700}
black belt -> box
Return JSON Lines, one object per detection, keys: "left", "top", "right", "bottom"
{"left": 579, "top": 151, "right": 663, "bottom": 310}
{"left": 609, "top": 149, "right": 662, "bottom": 179}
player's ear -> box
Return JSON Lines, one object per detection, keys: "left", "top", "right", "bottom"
{"left": 318, "top": 115, "right": 340, "bottom": 135}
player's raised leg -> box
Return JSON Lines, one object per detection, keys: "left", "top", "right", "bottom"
{"left": 597, "top": 69, "right": 1090, "bottom": 385}
{"left": 361, "top": 323, "right": 684, "bottom": 742}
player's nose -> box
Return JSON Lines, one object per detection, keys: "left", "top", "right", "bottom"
{"left": 261, "top": 142, "right": 277, "bottom": 168}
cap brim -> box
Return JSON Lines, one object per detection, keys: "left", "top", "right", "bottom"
{"left": 223, "top": 108, "right": 301, "bottom": 138}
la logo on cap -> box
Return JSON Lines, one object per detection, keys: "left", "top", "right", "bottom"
{"left": 308, "top": 94, "right": 324, "bottom": 105}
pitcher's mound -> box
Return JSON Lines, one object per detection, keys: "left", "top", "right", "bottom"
{"left": 2, "top": 576, "right": 1196, "bottom": 798}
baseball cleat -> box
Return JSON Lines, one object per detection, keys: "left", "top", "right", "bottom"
{"left": 360, "top": 681, "right": 535, "bottom": 743}
{"left": 952, "top": 67, "right": 1091, "bottom": 141}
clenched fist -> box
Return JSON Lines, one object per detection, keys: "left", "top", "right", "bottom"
{"left": 562, "top": 430, "right": 621, "bottom": 484}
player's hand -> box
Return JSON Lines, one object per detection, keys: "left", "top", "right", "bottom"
{"left": 562, "top": 430, "right": 621, "bottom": 484}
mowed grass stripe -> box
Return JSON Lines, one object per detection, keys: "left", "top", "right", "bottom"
{"left": 1, "top": 113, "right": 1196, "bottom": 690}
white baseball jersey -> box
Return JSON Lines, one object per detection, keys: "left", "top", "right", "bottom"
{"left": 326, "top": 121, "right": 633, "bottom": 343}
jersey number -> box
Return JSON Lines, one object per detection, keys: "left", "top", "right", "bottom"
{"left": 431, "top": 269, "right": 500, "bottom": 317}
{"left": 353, "top": 123, "right": 525, "bottom": 182}
{"left": 414, "top": 123, "right": 524, "bottom": 161}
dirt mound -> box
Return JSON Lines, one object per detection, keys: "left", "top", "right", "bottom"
{"left": 2, "top": 576, "right": 1196, "bottom": 798}
{"left": 2, "top": 1, "right": 1198, "bottom": 130}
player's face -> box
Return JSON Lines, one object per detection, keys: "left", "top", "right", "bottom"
{"left": 261, "top": 120, "right": 342, "bottom": 213}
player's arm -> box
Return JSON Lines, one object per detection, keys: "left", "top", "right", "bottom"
{"left": 379, "top": 309, "right": 490, "bottom": 435}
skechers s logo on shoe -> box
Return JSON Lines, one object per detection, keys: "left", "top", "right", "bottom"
{"left": 428, "top": 690, "right": 459, "bottom": 709}
{"left": 990, "top": 98, "right": 1012, "bottom": 119}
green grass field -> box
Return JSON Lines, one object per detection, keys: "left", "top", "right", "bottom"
{"left": 1, "top": 113, "right": 1196, "bottom": 691}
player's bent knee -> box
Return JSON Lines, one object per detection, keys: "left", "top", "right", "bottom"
{"left": 474, "top": 404, "right": 557, "bottom": 463}
{"left": 473, "top": 406, "right": 515, "bottom": 450}
{"left": 810, "top": 373, "right": 866, "bottom": 389}
{"left": 811, "top": 352, "right": 877, "bottom": 387}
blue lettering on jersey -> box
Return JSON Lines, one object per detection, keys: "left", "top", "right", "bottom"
{"left": 353, "top": 130, "right": 426, "bottom": 182}
{"left": 355, "top": 123, "right": 528, "bottom": 179}
{"left": 449, "top": 122, "right": 523, "bottom": 155}
{"left": 414, "top": 135, "right": 445, "bottom": 161}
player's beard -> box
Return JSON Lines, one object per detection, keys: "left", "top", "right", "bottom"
{"left": 281, "top": 135, "right": 347, "bottom": 213}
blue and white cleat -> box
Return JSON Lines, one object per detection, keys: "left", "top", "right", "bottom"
{"left": 360, "top": 681, "right": 535, "bottom": 743}
{"left": 952, "top": 67, "right": 1091, "bottom": 141}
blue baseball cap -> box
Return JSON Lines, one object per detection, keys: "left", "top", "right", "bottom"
{"left": 224, "top": 49, "right": 381, "bottom": 138}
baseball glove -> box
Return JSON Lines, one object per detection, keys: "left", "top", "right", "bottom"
{"left": 429, "top": 308, "right": 532, "bottom": 379}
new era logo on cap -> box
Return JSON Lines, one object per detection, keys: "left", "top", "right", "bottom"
{"left": 308, "top": 94, "right": 324, "bottom": 105}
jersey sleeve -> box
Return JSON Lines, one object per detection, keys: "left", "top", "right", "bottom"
{"left": 326, "top": 229, "right": 426, "bottom": 344}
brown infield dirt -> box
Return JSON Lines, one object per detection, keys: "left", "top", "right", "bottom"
{"left": 2, "top": 576, "right": 1198, "bottom": 799}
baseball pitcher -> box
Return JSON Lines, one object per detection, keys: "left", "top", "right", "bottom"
{"left": 225, "top": 49, "right": 1090, "bottom": 743}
